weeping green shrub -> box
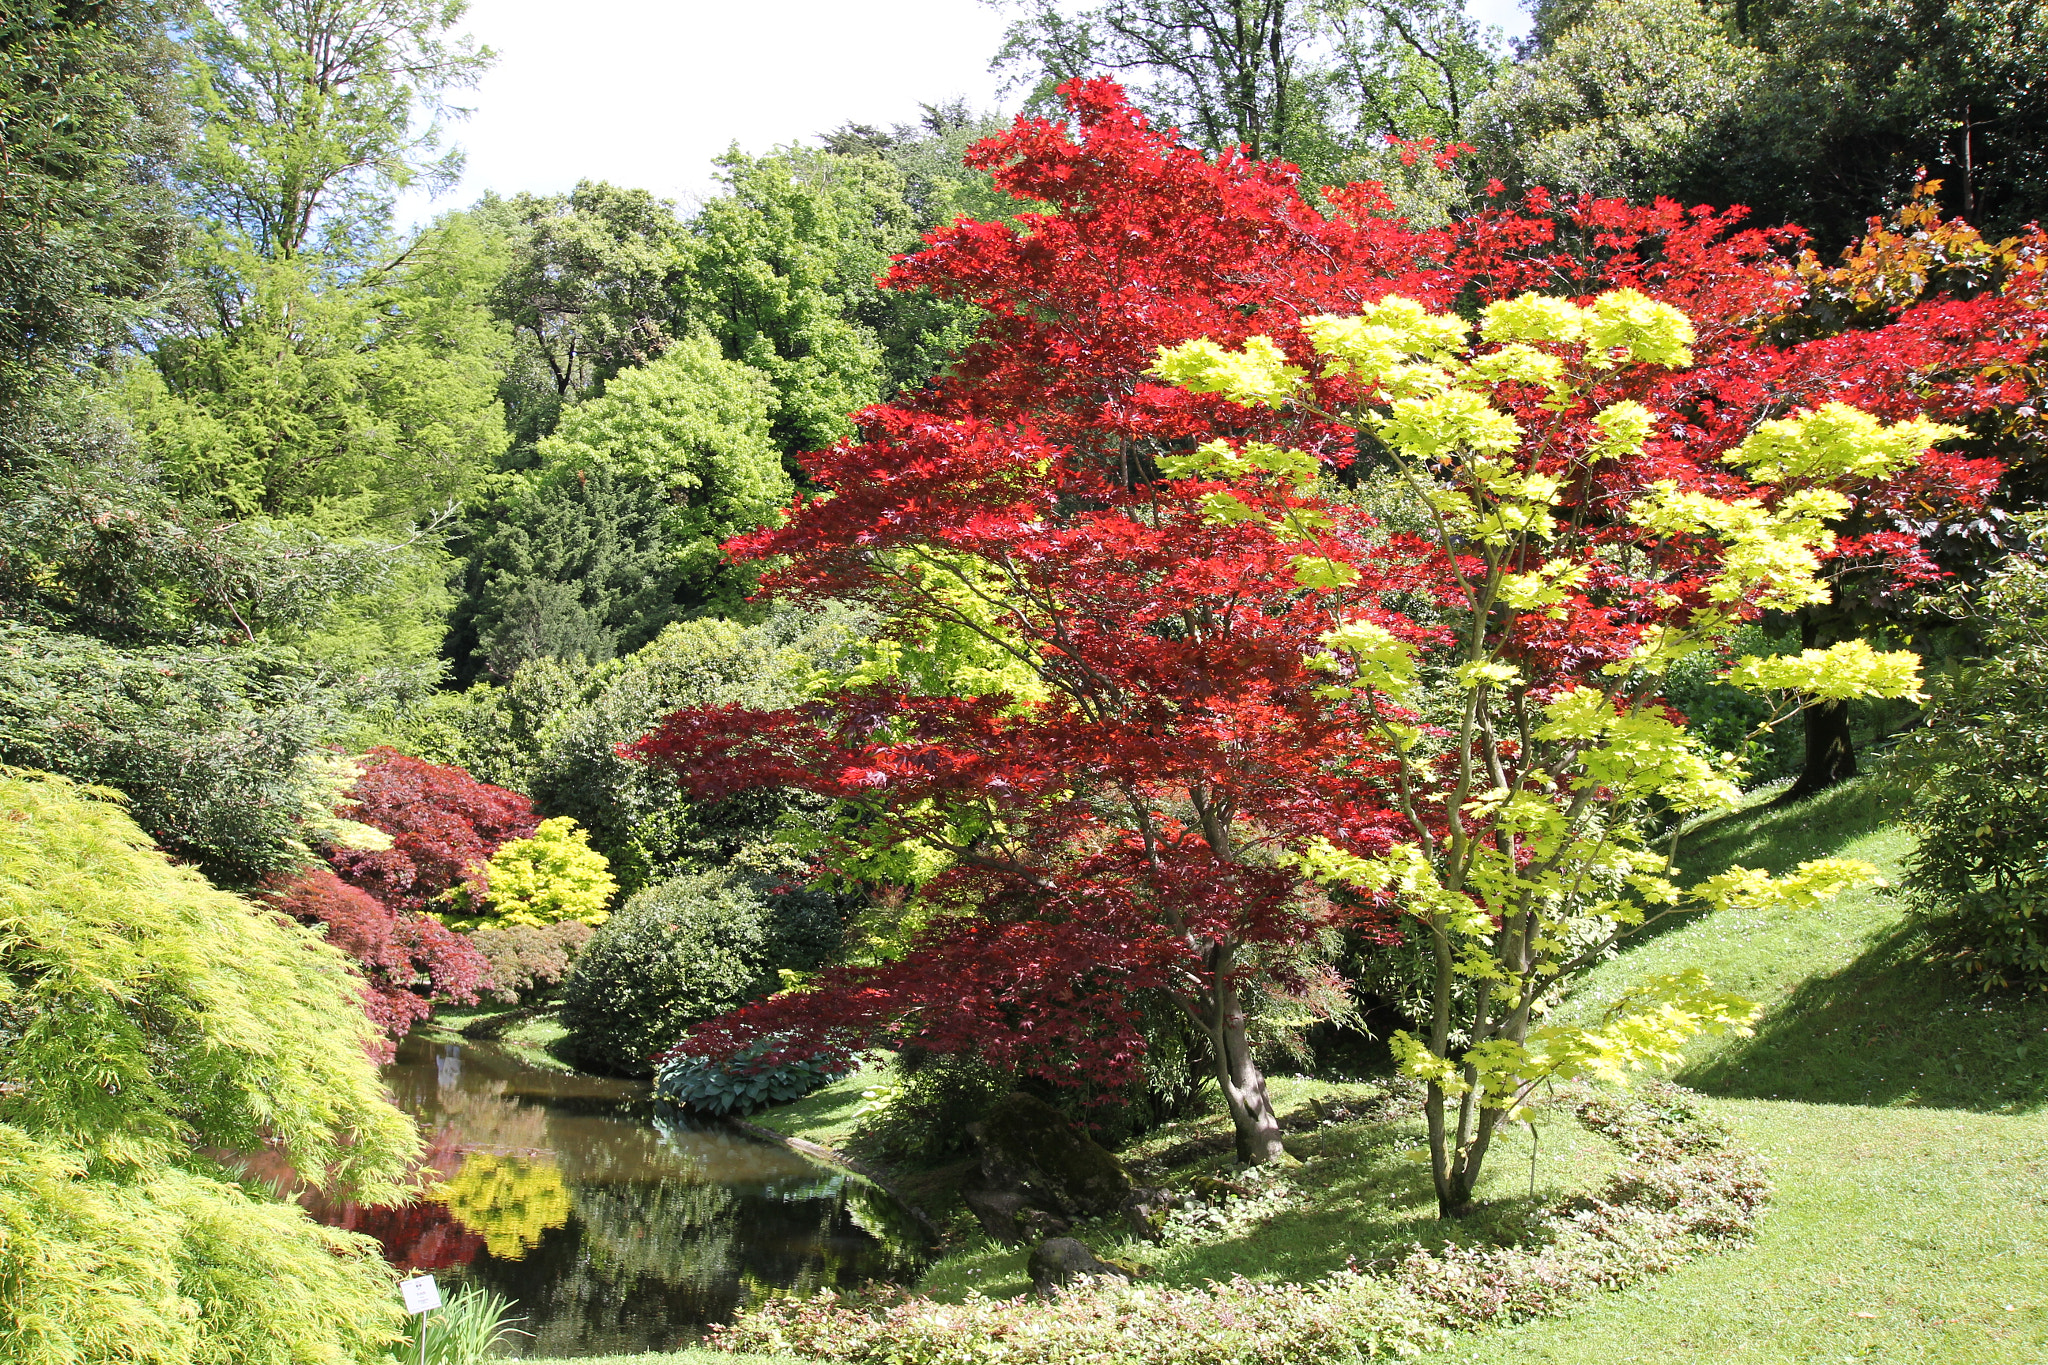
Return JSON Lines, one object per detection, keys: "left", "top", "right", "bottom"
{"left": 0, "top": 768, "right": 420, "bottom": 1365}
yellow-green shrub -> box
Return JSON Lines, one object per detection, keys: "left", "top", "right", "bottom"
{"left": 446, "top": 815, "right": 616, "bottom": 929}
{"left": 0, "top": 769, "right": 419, "bottom": 1365}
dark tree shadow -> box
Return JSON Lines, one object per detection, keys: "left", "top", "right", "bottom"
{"left": 1681, "top": 919, "right": 2048, "bottom": 1113}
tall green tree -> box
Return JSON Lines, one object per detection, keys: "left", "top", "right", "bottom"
{"left": 1476, "top": 0, "right": 1761, "bottom": 200}
{"left": 679, "top": 151, "right": 887, "bottom": 458}
{"left": 478, "top": 181, "right": 692, "bottom": 452}
{"left": 177, "top": 0, "right": 491, "bottom": 266}
{"left": 0, "top": 0, "right": 183, "bottom": 457}
{"left": 990, "top": 0, "right": 1502, "bottom": 187}
{"left": 1723, "top": 0, "right": 2048, "bottom": 247}
{"left": 1503, "top": 0, "right": 2048, "bottom": 249}
{"left": 449, "top": 336, "right": 788, "bottom": 680}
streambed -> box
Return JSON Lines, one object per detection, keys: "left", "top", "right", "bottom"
{"left": 305, "top": 1033, "right": 920, "bottom": 1357}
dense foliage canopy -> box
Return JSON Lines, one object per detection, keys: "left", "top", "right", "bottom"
{"left": 636, "top": 82, "right": 2044, "bottom": 1181}
{"left": 0, "top": 769, "right": 416, "bottom": 1364}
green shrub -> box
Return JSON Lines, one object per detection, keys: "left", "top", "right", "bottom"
{"left": 1900, "top": 558, "right": 2048, "bottom": 989}
{"left": 525, "top": 607, "right": 866, "bottom": 893}
{"left": 468, "top": 919, "right": 596, "bottom": 1007}
{"left": 0, "top": 625, "right": 344, "bottom": 885}
{"left": 557, "top": 870, "right": 777, "bottom": 1075}
{"left": 656, "top": 1037, "right": 852, "bottom": 1117}
{"left": 850, "top": 1049, "right": 1015, "bottom": 1163}
{"left": 1660, "top": 623, "right": 1802, "bottom": 786}
{"left": 0, "top": 768, "right": 418, "bottom": 1365}
{"left": 446, "top": 815, "right": 617, "bottom": 930}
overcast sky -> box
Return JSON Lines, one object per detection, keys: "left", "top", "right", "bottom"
{"left": 399, "top": 0, "right": 1534, "bottom": 227}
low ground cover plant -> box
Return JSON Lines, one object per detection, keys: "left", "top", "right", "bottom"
{"left": 712, "top": 1083, "right": 1767, "bottom": 1364}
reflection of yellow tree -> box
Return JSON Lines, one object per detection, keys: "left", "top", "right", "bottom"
{"left": 437, "top": 1154, "right": 571, "bottom": 1259}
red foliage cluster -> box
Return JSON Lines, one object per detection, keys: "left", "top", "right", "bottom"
{"left": 631, "top": 81, "right": 2048, "bottom": 1151}
{"left": 328, "top": 747, "right": 539, "bottom": 915}
{"left": 266, "top": 869, "right": 489, "bottom": 1060}
{"left": 264, "top": 749, "right": 537, "bottom": 1053}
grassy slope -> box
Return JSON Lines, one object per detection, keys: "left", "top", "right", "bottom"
{"left": 543, "top": 777, "right": 2048, "bottom": 1362}
{"left": 1443, "top": 778, "right": 2048, "bottom": 1363}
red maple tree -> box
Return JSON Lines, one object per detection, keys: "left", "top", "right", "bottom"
{"left": 633, "top": 83, "right": 2045, "bottom": 1164}
{"left": 266, "top": 868, "right": 489, "bottom": 1059}
{"left": 328, "top": 747, "right": 540, "bottom": 916}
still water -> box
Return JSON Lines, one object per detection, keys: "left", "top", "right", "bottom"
{"left": 304, "top": 1034, "right": 921, "bottom": 1358}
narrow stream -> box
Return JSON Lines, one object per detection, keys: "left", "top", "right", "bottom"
{"left": 300, "top": 1033, "right": 921, "bottom": 1357}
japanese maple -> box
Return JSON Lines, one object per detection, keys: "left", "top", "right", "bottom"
{"left": 327, "top": 746, "right": 541, "bottom": 916}
{"left": 266, "top": 867, "right": 488, "bottom": 1059}
{"left": 633, "top": 82, "right": 2046, "bottom": 1175}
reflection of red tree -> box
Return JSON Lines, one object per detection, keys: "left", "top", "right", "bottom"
{"left": 231, "top": 1127, "right": 486, "bottom": 1272}
{"left": 314, "top": 1197, "right": 485, "bottom": 1273}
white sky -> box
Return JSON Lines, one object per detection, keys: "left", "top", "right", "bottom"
{"left": 399, "top": 0, "right": 1534, "bottom": 227}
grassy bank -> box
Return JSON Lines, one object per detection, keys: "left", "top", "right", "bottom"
{"left": 542, "top": 776, "right": 2048, "bottom": 1362}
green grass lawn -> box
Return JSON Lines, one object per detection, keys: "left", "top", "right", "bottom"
{"left": 539, "top": 775, "right": 2048, "bottom": 1362}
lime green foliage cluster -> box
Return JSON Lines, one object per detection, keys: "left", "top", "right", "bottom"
{"left": 713, "top": 1084, "right": 1766, "bottom": 1365}
{"left": 447, "top": 816, "right": 616, "bottom": 930}
{"left": 526, "top": 338, "right": 788, "bottom": 596}
{"left": 0, "top": 770, "right": 419, "bottom": 1365}
{"left": 1156, "top": 291, "right": 1934, "bottom": 1206}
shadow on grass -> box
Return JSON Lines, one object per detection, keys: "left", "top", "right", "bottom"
{"left": 1681, "top": 917, "right": 2048, "bottom": 1114}
{"left": 1679, "top": 775, "right": 1911, "bottom": 883}
{"left": 1593, "top": 779, "right": 1906, "bottom": 963}
{"left": 1120, "top": 1110, "right": 1611, "bottom": 1290}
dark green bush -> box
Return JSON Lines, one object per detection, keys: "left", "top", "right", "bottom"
{"left": 0, "top": 625, "right": 341, "bottom": 885}
{"left": 1900, "top": 558, "right": 2048, "bottom": 990}
{"left": 853, "top": 1049, "right": 1016, "bottom": 1164}
{"left": 557, "top": 870, "right": 773, "bottom": 1076}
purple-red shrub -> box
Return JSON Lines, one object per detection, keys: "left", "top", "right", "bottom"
{"left": 328, "top": 747, "right": 539, "bottom": 915}
{"left": 267, "top": 868, "right": 489, "bottom": 1058}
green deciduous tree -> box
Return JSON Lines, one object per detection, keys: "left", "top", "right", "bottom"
{"left": 450, "top": 336, "right": 787, "bottom": 679}
{"left": 992, "top": 0, "right": 1504, "bottom": 189}
{"left": 480, "top": 181, "right": 692, "bottom": 450}
{"left": 1476, "top": 0, "right": 1762, "bottom": 200}
{"left": 177, "top": 0, "right": 491, "bottom": 264}
{"left": 127, "top": 252, "right": 508, "bottom": 529}
{"left": 0, "top": 0, "right": 182, "bottom": 452}
{"left": 680, "top": 151, "right": 887, "bottom": 458}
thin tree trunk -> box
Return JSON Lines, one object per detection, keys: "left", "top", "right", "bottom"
{"left": 1784, "top": 613, "right": 1857, "bottom": 799}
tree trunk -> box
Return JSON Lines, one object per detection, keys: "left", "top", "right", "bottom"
{"left": 1783, "top": 614, "right": 1858, "bottom": 800}
{"left": 1428, "top": 1088, "right": 1508, "bottom": 1217}
{"left": 1199, "top": 969, "right": 1288, "bottom": 1164}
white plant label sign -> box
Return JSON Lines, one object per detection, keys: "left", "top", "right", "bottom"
{"left": 399, "top": 1274, "right": 442, "bottom": 1314}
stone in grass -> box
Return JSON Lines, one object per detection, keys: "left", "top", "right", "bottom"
{"left": 962, "top": 1188, "right": 1071, "bottom": 1247}
{"left": 1121, "top": 1185, "right": 1180, "bottom": 1242}
{"left": 966, "top": 1093, "right": 1133, "bottom": 1219}
{"left": 1026, "top": 1237, "right": 1135, "bottom": 1298}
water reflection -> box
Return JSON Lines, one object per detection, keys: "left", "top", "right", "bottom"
{"left": 304, "top": 1033, "right": 920, "bottom": 1358}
